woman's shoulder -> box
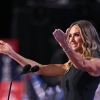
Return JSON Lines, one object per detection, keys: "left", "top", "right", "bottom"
{"left": 84, "top": 56, "right": 100, "bottom": 61}
{"left": 90, "top": 57, "right": 100, "bottom": 61}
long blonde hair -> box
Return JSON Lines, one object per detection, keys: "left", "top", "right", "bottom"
{"left": 67, "top": 20, "right": 100, "bottom": 67}
{"left": 69, "top": 20, "right": 100, "bottom": 58}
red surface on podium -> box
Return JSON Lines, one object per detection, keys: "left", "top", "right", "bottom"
{"left": 0, "top": 81, "right": 24, "bottom": 100}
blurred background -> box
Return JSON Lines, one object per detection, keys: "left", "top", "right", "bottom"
{"left": 0, "top": 0, "right": 100, "bottom": 100}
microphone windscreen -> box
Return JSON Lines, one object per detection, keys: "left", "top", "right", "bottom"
{"left": 31, "top": 65, "right": 39, "bottom": 72}
{"left": 23, "top": 64, "right": 31, "bottom": 73}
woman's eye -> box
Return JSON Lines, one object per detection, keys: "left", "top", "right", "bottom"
{"left": 68, "top": 32, "right": 80, "bottom": 38}
{"left": 75, "top": 33, "right": 80, "bottom": 36}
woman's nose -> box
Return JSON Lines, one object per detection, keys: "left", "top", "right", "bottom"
{"left": 70, "top": 36, "right": 75, "bottom": 42}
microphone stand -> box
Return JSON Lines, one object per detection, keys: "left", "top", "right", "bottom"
{"left": 7, "top": 72, "right": 22, "bottom": 100}
{"left": 7, "top": 65, "right": 39, "bottom": 100}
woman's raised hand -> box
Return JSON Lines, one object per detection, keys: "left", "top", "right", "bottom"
{"left": 0, "top": 40, "right": 13, "bottom": 56}
{"left": 52, "top": 29, "right": 69, "bottom": 46}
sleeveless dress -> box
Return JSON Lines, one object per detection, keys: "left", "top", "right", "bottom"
{"left": 61, "top": 65, "right": 100, "bottom": 100}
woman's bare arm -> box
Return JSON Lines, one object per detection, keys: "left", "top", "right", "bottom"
{"left": 53, "top": 29, "right": 100, "bottom": 76}
{"left": 10, "top": 50, "right": 68, "bottom": 76}
{"left": 0, "top": 40, "right": 68, "bottom": 76}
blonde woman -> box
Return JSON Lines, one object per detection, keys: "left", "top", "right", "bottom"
{"left": 0, "top": 20, "right": 100, "bottom": 100}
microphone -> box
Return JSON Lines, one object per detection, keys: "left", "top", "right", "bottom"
{"left": 7, "top": 64, "right": 31, "bottom": 100}
{"left": 31, "top": 65, "right": 40, "bottom": 72}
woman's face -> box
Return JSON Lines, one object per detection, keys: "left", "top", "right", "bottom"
{"left": 68, "top": 25, "right": 83, "bottom": 54}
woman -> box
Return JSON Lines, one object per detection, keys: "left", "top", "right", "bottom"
{"left": 0, "top": 20, "right": 100, "bottom": 100}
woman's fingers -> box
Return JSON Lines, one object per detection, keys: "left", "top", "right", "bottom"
{"left": 53, "top": 29, "right": 67, "bottom": 40}
{"left": 53, "top": 29, "right": 65, "bottom": 38}
{"left": 0, "top": 40, "right": 5, "bottom": 45}
{"left": 52, "top": 29, "right": 68, "bottom": 46}
{"left": 66, "top": 28, "right": 70, "bottom": 36}
{"left": 0, "top": 41, "right": 10, "bottom": 55}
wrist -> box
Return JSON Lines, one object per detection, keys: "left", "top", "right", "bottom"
{"left": 63, "top": 46, "right": 71, "bottom": 53}
{"left": 8, "top": 48, "right": 15, "bottom": 58}
{"left": 61, "top": 44, "right": 71, "bottom": 53}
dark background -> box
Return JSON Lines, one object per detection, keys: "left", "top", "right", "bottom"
{"left": 0, "top": 0, "right": 100, "bottom": 70}
{"left": 1, "top": 0, "right": 100, "bottom": 65}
